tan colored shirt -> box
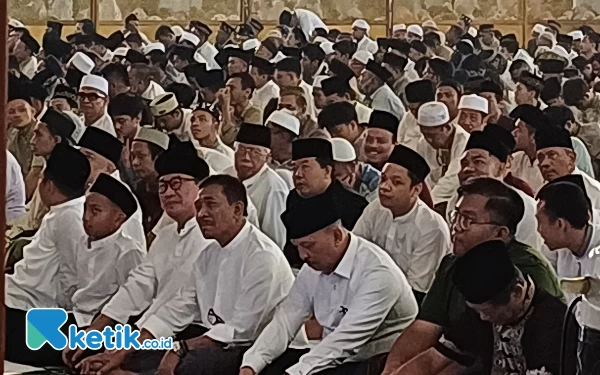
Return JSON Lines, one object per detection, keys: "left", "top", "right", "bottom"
{"left": 8, "top": 122, "right": 35, "bottom": 176}
{"left": 220, "top": 103, "right": 263, "bottom": 147}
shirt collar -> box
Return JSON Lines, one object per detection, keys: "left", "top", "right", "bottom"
{"left": 222, "top": 220, "right": 251, "bottom": 251}
{"left": 179, "top": 217, "right": 199, "bottom": 237}
{"left": 50, "top": 195, "right": 85, "bottom": 212}
{"left": 332, "top": 233, "right": 359, "bottom": 279}
{"left": 87, "top": 226, "right": 124, "bottom": 248}
{"left": 371, "top": 84, "right": 386, "bottom": 99}
{"left": 242, "top": 163, "right": 268, "bottom": 188}
{"left": 90, "top": 112, "right": 110, "bottom": 127}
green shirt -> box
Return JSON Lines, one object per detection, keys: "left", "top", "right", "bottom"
{"left": 419, "top": 240, "right": 562, "bottom": 328}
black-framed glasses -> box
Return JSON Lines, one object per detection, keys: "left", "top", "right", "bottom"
{"left": 207, "top": 308, "right": 225, "bottom": 325}
{"left": 78, "top": 92, "right": 104, "bottom": 102}
{"left": 158, "top": 176, "right": 196, "bottom": 194}
{"left": 449, "top": 210, "right": 503, "bottom": 231}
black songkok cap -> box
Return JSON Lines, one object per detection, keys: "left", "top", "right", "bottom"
{"left": 318, "top": 101, "right": 357, "bottom": 129}
{"left": 302, "top": 44, "right": 325, "bottom": 62}
{"left": 281, "top": 191, "right": 341, "bottom": 239}
{"left": 465, "top": 131, "right": 510, "bottom": 162}
{"left": 20, "top": 33, "right": 40, "bottom": 54}
{"left": 44, "top": 144, "right": 91, "bottom": 194}
{"left": 154, "top": 139, "right": 210, "bottom": 180}
{"left": 383, "top": 53, "right": 408, "bottom": 71}
{"left": 251, "top": 56, "right": 275, "bottom": 75}
{"left": 405, "top": 79, "right": 436, "bottom": 103}
{"left": 108, "top": 93, "right": 145, "bottom": 118}
{"left": 292, "top": 138, "right": 333, "bottom": 161}
{"left": 453, "top": 240, "right": 516, "bottom": 304}
{"left": 365, "top": 60, "right": 392, "bottom": 82}
{"left": 386, "top": 145, "right": 430, "bottom": 182}
{"left": 483, "top": 124, "right": 516, "bottom": 152}
{"left": 321, "top": 76, "right": 351, "bottom": 97}
{"left": 328, "top": 58, "right": 354, "bottom": 81}
{"left": 78, "top": 127, "right": 123, "bottom": 166}
{"left": 236, "top": 123, "right": 271, "bottom": 149}
{"left": 40, "top": 108, "right": 76, "bottom": 143}
{"left": 126, "top": 49, "right": 148, "bottom": 64}
{"left": 534, "top": 125, "right": 573, "bottom": 150}
{"left": 510, "top": 104, "right": 547, "bottom": 131}
{"left": 89, "top": 173, "right": 138, "bottom": 218}
{"left": 368, "top": 110, "right": 400, "bottom": 135}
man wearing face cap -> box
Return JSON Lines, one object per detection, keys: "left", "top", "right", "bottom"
{"left": 354, "top": 145, "right": 450, "bottom": 304}
{"left": 68, "top": 144, "right": 214, "bottom": 372}
{"left": 72, "top": 173, "right": 145, "bottom": 328}
{"left": 5, "top": 145, "right": 90, "bottom": 366}
{"left": 401, "top": 240, "right": 571, "bottom": 375}
{"left": 284, "top": 138, "right": 368, "bottom": 269}
{"left": 241, "top": 191, "right": 418, "bottom": 375}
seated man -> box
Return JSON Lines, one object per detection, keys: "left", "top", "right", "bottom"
{"left": 240, "top": 191, "right": 419, "bottom": 375}
{"left": 189, "top": 103, "right": 234, "bottom": 174}
{"left": 354, "top": 144, "right": 450, "bottom": 304}
{"left": 266, "top": 109, "right": 301, "bottom": 188}
{"left": 396, "top": 241, "right": 574, "bottom": 375}
{"left": 381, "top": 178, "right": 562, "bottom": 375}
{"left": 65, "top": 145, "right": 213, "bottom": 372}
{"left": 364, "top": 110, "right": 400, "bottom": 171}
{"left": 143, "top": 175, "right": 295, "bottom": 375}
{"left": 331, "top": 138, "right": 380, "bottom": 201}
{"left": 6, "top": 145, "right": 90, "bottom": 367}
{"left": 72, "top": 173, "right": 146, "bottom": 327}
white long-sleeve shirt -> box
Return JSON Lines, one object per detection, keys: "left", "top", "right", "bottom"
{"left": 72, "top": 230, "right": 146, "bottom": 327}
{"left": 416, "top": 125, "right": 469, "bottom": 205}
{"left": 242, "top": 164, "right": 289, "bottom": 248}
{"left": 6, "top": 197, "right": 87, "bottom": 311}
{"left": 353, "top": 199, "right": 451, "bottom": 293}
{"left": 101, "top": 218, "right": 213, "bottom": 325}
{"left": 295, "top": 9, "right": 328, "bottom": 40}
{"left": 241, "top": 233, "right": 418, "bottom": 375}
{"left": 371, "top": 85, "right": 405, "bottom": 122}
{"left": 397, "top": 111, "right": 423, "bottom": 151}
{"left": 141, "top": 222, "right": 295, "bottom": 342}
{"left": 252, "top": 81, "right": 280, "bottom": 112}
{"left": 356, "top": 37, "right": 377, "bottom": 54}
{"left": 89, "top": 112, "right": 117, "bottom": 137}
{"left": 197, "top": 41, "right": 220, "bottom": 70}
{"left": 6, "top": 150, "right": 26, "bottom": 223}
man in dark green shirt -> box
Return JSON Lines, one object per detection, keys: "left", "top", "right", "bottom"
{"left": 381, "top": 178, "right": 561, "bottom": 375}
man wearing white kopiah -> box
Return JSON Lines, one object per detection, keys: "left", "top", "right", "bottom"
{"left": 266, "top": 109, "right": 301, "bottom": 188}
{"left": 65, "top": 146, "right": 214, "bottom": 373}
{"left": 150, "top": 92, "right": 193, "bottom": 142}
{"left": 415, "top": 101, "right": 469, "bottom": 207}
{"left": 141, "top": 175, "right": 296, "bottom": 375}
{"left": 354, "top": 144, "right": 450, "bottom": 304}
{"left": 234, "top": 123, "right": 288, "bottom": 248}
{"left": 240, "top": 191, "right": 418, "bottom": 375}
{"left": 79, "top": 74, "right": 116, "bottom": 137}
{"left": 352, "top": 20, "right": 378, "bottom": 55}
{"left": 456, "top": 94, "right": 489, "bottom": 134}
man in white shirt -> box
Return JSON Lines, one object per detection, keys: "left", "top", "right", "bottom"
{"left": 415, "top": 101, "right": 469, "bottom": 207}
{"left": 359, "top": 60, "right": 405, "bottom": 121}
{"left": 191, "top": 21, "right": 220, "bottom": 70}
{"left": 6, "top": 145, "right": 90, "bottom": 367}
{"left": 150, "top": 92, "right": 193, "bottom": 142}
{"left": 6, "top": 150, "right": 26, "bottom": 223}
{"left": 354, "top": 144, "right": 450, "bottom": 304}
{"left": 234, "top": 123, "right": 288, "bottom": 248}
{"left": 144, "top": 175, "right": 295, "bottom": 375}
{"left": 319, "top": 101, "right": 366, "bottom": 162}
{"left": 535, "top": 125, "right": 600, "bottom": 210}
{"left": 352, "top": 19, "right": 378, "bottom": 54}
{"left": 536, "top": 180, "right": 600, "bottom": 373}
{"left": 456, "top": 94, "right": 489, "bottom": 134}
{"left": 398, "top": 80, "right": 435, "bottom": 150}
{"left": 240, "top": 190, "right": 418, "bottom": 375}
{"left": 107, "top": 92, "right": 144, "bottom": 143}
{"left": 510, "top": 105, "right": 546, "bottom": 192}
{"left": 66, "top": 145, "right": 213, "bottom": 372}
{"left": 321, "top": 76, "right": 372, "bottom": 126}
{"left": 250, "top": 56, "right": 279, "bottom": 112}
{"left": 129, "top": 63, "right": 166, "bottom": 101}
{"left": 78, "top": 74, "right": 116, "bottom": 137}
{"left": 72, "top": 173, "right": 145, "bottom": 328}
{"left": 13, "top": 33, "right": 39, "bottom": 79}
{"left": 189, "top": 104, "right": 234, "bottom": 174}
{"left": 280, "top": 9, "right": 328, "bottom": 42}
{"left": 266, "top": 109, "right": 301, "bottom": 187}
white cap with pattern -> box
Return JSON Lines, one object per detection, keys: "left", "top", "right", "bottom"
{"left": 68, "top": 52, "right": 95, "bottom": 74}
{"left": 150, "top": 93, "right": 180, "bottom": 117}
{"left": 417, "top": 101, "right": 450, "bottom": 127}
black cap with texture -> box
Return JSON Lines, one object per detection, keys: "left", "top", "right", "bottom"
{"left": 78, "top": 127, "right": 123, "bottom": 166}
{"left": 465, "top": 130, "right": 510, "bottom": 162}
{"left": 365, "top": 60, "right": 392, "bottom": 82}
{"left": 328, "top": 58, "right": 354, "bottom": 81}
{"left": 318, "top": 102, "right": 357, "bottom": 129}
{"left": 321, "top": 76, "right": 351, "bottom": 97}
{"left": 383, "top": 53, "right": 408, "bottom": 71}
{"left": 510, "top": 104, "right": 547, "bottom": 130}
{"left": 368, "top": 110, "right": 399, "bottom": 135}
{"left": 44, "top": 144, "right": 91, "bottom": 194}
{"left": 281, "top": 190, "right": 341, "bottom": 239}
{"left": 453, "top": 240, "right": 516, "bottom": 304}
{"left": 534, "top": 125, "right": 573, "bottom": 150}
{"left": 20, "top": 33, "right": 40, "bottom": 54}
{"left": 236, "top": 123, "right": 271, "bottom": 149}
{"left": 292, "top": 138, "right": 333, "bottom": 161}
{"left": 405, "top": 80, "right": 435, "bottom": 103}
{"left": 89, "top": 173, "right": 138, "bottom": 218}
{"left": 155, "top": 139, "right": 210, "bottom": 180}
{"left": 483, "top": 124, "right": 516, "bottom": 152}
{"left": 387, "top": 145, "right": 430, "bottom": 181}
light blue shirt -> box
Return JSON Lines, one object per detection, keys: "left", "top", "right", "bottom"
{"left": 572, "top": 136, "right": 595, "bottom": 179}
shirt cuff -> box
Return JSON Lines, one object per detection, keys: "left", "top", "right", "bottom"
{"left": 286, "top": 361, "right": 314, "bottom": 375}
{"left": 101, "top": 305, "right": 130, "bottom": 325}
{"left": 240, "top": 356, "right": 269, "bottom": 375}
{"left": 204, "top": 324, "right": 235, "bottom": 343}
{"left": 139, "top": 314, "right": 175, "bottom": 340}
{"left": 73, "top": 310, "right": 94, "bottom": 328}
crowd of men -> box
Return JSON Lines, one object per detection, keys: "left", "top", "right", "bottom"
{"left": 5, "top": 8, "right": 600, "bottom": 375}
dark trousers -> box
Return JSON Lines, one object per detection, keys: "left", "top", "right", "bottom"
{"left": 5, "top": 306, "right": 77, "bottom": 367}
{"left": 261, "top": 349, "right": 387, "bottom": 375}
{"left": 578, "top": 327, "right": 600, "bottom": 375}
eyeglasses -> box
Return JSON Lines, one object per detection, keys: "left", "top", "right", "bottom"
{"left": 449, "top": 210, "right": 503, "bottom": 231}
{"left": 78, "top": 92, "right": 104, "bottom": 102}
{"left": 158, "top": 176, "right": 196, "bottom": 194}
{"left": 207, "top": 308, "right": 225, "bottom": 325}
{"left": 235, "top": 143, "right": 269, "bottom": 158}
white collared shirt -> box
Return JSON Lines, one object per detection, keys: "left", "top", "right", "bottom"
{"left": 197, "top": 41, "right": 220, "bottom": 70}
{"left": 416, "top": 125, "right": 469, "bottom": 205}
{"left": 574, "top": 168, "right": 600, "bottom": 211}
{"left": 354, "top": 199, "right": 451, "bottom": 293}
{"left": 300, "top": 80, "right": 316, "bottom": 120}
{"left": 6, "top": 196, "right": 87, "bottom": 311}
{"left": 252, "top": 81, "right": 280, "bottom": 111}
{"left": 356, "top": 37, "right": 378, "bottom": 54}
{"left": 511, "top": 151, "right": 544, "bottom": 193}
{"left": 89, "top": 112, "right": 117, "bottom": 137}
{"left": 141, "top": 222, "right": 294, "bottom": 342}
{"left": 141, "top": 80, "right": 166, "bottom": 101}
{"left": 102, "top": 218, "right": 213, "bottom": 325}
{"left": 371, "top": 85, "right": 405, "bottom": 122}
{"left": 242, "top": 164, "right": 289, "bottom": 248}
{"left": 397, "top": 111, "right": 423, "bottom": 151}
{"left": 241, "top": 233, "right": 418, "bottom": 375}
{"left": 72, "top": 229, "right": 146, "bottom": 326}
{"left": 6, "top": 150, "right": 26, "bottom": 224}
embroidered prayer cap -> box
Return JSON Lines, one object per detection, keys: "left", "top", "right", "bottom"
{"left": 407, "top": 25, "right": 423, "bottom": 39}
{"left": 292, "top": 138, "right": 333, "bottom": 161}
{"left": 236, "top": 123, "right": 271, "bottom": 149}
{"left": 417, "top": 101, "right": 450, "bottom": 127}
{"left": 78, "top": 127, "right": 123, "bottom": 166}
{"left": 281, "top": 190, "right": 341, "bottom": 240}
{"left": 134, "top": 126, "right": 170, "bottom": 151}
{"left": 45, "top": 144, "right": 91, "bottom": 194}
{"left": 465, "top": 130, "right": 510, "bottom": 162}
{"left": 267, "top": 110, "right": 300, "bottom": 136}
{"left": 458, "top": 94, "right": 489, "bottom": 114}
{"left": 386, "top": 144, "right": 430, "bottom": 182}
{"left": 79, "top": 74, "right": 109, "bottom": 97}
{"left": 331, "top": 138, "right": 357, "bottom": 162}
{"left": 368, "top": 110, "right": 400, "bottom": 135}
{"left": 405, "top": 79, "right": 435, "bottom": 103}
{"left": 89, "top": 173, "right": 138, "bottom": 218}
{"left": 150, "top": 93, "right": 180, "bottom": 117}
